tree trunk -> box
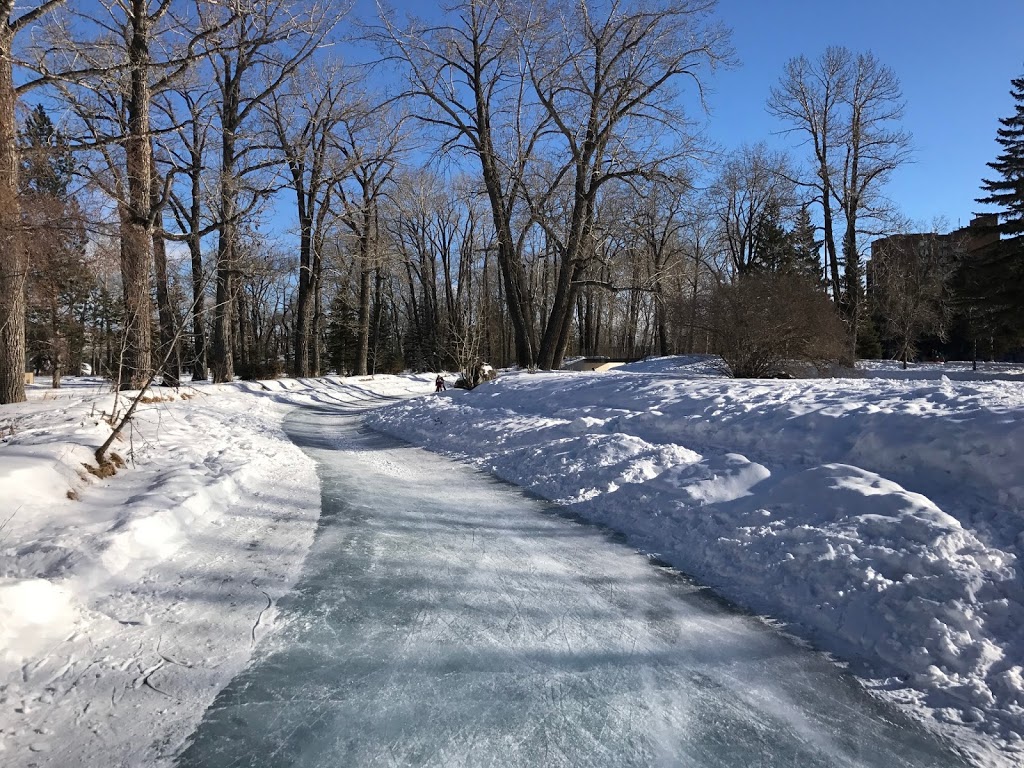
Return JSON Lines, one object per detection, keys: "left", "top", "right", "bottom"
{"left": 355, "top": 238, "right": 372, "bottom": 376}
{"left": 311, "top": 233, "right": 324, "bottom": 376}
{"left": 152, "top": 196, "right": 179, "bottom": 386}
{"left": 370, "top": 267, "right": 384, "bottom": 374}
{"left": 188, "top": 231, "right": 206, "bottom": 380}
{"left": 211, "top": 116, "right": 237, "bottom": 383}
{"left": 119, "top": 202, "right": 153, "bottom": 390}
{"left": 0, "top": 27, "right": 25, "bottom": 404}
{"left": 479, "top": 152, "right": 535, "bottom": 367}
{"left": 293, "top": 216, "right": 313, "bottom": 377}
{"left": 842, "top": 224, "right": 861, "bottom": 357}
{"left": 50, "top": 303, "right": 62, "bottom": 388}
{"left": 119, "top": 0, "right": 154, "bottom": 390}
{"left": 538, "top": 198, "right": 592, "bottom": 370}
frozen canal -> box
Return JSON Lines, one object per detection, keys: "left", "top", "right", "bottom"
{"left": 175, "top": 402, "right": 969, "bottom": 767}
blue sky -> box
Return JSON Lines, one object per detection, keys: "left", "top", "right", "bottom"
{"left": 368, "top": 0, "right": 1024, "bottom": 235}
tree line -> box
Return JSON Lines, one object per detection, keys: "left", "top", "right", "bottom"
{"left": 0, "top": 0, "right": 1020, "bottom": 404}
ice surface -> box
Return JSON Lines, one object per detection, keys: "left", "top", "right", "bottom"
{"left": 176, "top": 405, "right": 968, "bottom": 767}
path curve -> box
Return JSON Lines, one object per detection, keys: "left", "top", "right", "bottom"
{"left": 174, "top": 400, "right": 968, "bottom": 767}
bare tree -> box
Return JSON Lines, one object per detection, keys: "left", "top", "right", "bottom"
{"left": 768, "top": 49, "right": 847, "bottom": 302}
{"left": 768, "top": 46, "right": 910, "bottom": 355}
{"left": 34, "top": 1, "right": 233, "bottom": 388}
{"left": 199, "top": 0, "right": 338, "bottom": 383}
{"left": 151, "top": 163, "right": 181, "bottom": 386}
{"left": 629, "top": 174, "right": 691, "bottom": 355}
{"left": 382, "top": 170, "right": 490, "bottom": 372}
{"left": 375, "top": 0, "right": 542, "bottom": 368}
{"left": 263, "top": 64, "right": 354, "bottom": 377}
{"left": 834, "top": 51, "right": 911, "bottom": 353}
{"left": 710, "top": 143, "right": 795, "bottom": 277}
{"left": 332, "top": 99, "right": 405, "bottom": 376}
{"left": 512, "top": 0, "right": 731, "bottom": 369}
{"left": 159, "top": 84, "right": 216, "bottom": 381}
{"left": 870, "top": 230, "right": 956, "bottom": 368}
{"left": 678, "top": 194, "right": 722, "bottom": 354}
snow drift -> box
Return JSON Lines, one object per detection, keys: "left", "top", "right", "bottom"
{"left": 366, "top": 358, "right": 1024, "bottom": 759}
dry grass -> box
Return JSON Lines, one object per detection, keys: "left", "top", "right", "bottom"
{"left": 139, "top": 394, "right": 175, "bottom": 404}
{"left": 83, "top": 451, "right": 125, "bottom": 479}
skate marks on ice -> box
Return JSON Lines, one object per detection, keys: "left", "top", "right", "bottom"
{"left": 175, "top": 405, "right": 968, "bottom": 767}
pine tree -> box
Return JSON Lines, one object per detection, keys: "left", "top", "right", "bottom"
{"left": 789, "top": 206, "right": 825, "bottom": 286}
{"left": 19, "top": 106, "right": 90, "bottom": 387}
{"left": 978, "top": 74, "right": 1024, "bottom": 236}
{"left": 751, "top": 199, "right": 791, "bottom": 274}
{"left": 969, "top": 73, "right": 1024, "bottom": 343}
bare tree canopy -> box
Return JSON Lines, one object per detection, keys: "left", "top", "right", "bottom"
{"left": 378, "top": 0, "right": 731, "bottom": 369}
{"left": 7, "top": 1, "right": 1021, "bottom": 396}
{"left": 768, "top": 46, "right": 910, "bottom": 355}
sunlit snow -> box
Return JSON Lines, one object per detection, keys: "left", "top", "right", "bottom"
{"left": 1, "top": 360, "right": 1022, "bottom": 766}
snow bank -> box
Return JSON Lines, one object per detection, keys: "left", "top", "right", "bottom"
{"left": 0, "top": 373, "right": 437, "bottom": 766}
{"left": 366, "top": 362, "right": 1024, "bottom": 761}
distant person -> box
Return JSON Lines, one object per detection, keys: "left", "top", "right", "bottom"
{"left": 435, "top": 375, "right": 446, "bottom": 393}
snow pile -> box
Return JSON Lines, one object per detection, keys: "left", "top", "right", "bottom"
{"left": 0, "top": 374, "right": 431, "bottom": 766}
{"left": 366, "top": 361, "right": 1024, "bottom": 759}
{"left": 0, "top": 579, "right": 83, "bottom": 663}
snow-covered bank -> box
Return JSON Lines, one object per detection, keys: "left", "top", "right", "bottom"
{"left": 365, "top": 358, "right": 1024, "bottom": 766}
{"left": 0, "top": 374, "right": 430, "bottom": 766}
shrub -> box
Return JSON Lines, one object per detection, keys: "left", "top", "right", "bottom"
{"left": 709, "top": 273, "right": 849, "bottom": 378}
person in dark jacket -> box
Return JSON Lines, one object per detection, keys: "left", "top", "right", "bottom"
{"left": 435, "top": 375, "right": 446, "bottom": 393}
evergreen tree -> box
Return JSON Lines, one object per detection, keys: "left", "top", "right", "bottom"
{"left": 20, "top": 105, "right": 73, "bottom": 199}
{"left": 326, "top": 292, "right": 360, "bottom": 375}
{"left": 978, "top": 74, "right": 1024, "bottom": 236}
{"left": 751, "top": 199, "right": 791, "bottom": 274}
{"left": 19, "top": 106, "right": 91, "bottom": 386}
{"left": 969, "top": 73, "right": 1024, "bottom": 341}
{"left": 751, "top": 202, "right": 824, "bottom": 287}
{"left": 789, "top": 205, "right": 825, "bottom": 286}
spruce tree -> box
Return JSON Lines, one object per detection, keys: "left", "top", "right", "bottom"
{"left": 19, "top": 105, "right": 72, "bottom": 199}
{"left": 969, "top": 73, "right": 1024, "bottom": 344}
{"left": 751, "top": 199, "right": 791, "bottom": 274}
{"left": 19, "top": 107, "right": 90, "bottom": 386}
{"left": 978, "top": 74, "right": 1024, "bottom": 235}
{"left": 789, "top": 205, "right": 825, "bottom": 286}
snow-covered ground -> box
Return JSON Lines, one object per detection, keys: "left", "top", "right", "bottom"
{"left": 3, "top": 360, "right": 1023, "bottom": 766}
{"left": 0, "top": 374, "right": 432, "bottom": 766}
{"left": 366, "top": 357, "right": 1024, "bottom": 766}
{"left": 177, "top": 404, "right": 970, "bottom": 768}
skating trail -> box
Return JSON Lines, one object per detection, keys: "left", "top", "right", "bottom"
{"left": 175, "top": 400, "right": 968, "bottom": 767}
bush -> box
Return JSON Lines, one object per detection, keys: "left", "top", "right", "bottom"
{"left": 236, "top": 358, "right": 284, "bottom": 381}
{"left": 455, "top": 361, "right": 497, "bottom": 390}
{"left": 709, "top": 273, "right": 850, "bottom": 378}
